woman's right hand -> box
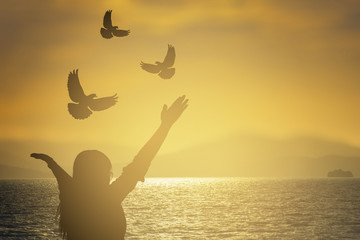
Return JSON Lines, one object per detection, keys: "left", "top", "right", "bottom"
{"left": 30, "top": 153, "right": 53, "bottom": 163}
{"left": 161, "top": 95, "right": 189, "bottom": 127}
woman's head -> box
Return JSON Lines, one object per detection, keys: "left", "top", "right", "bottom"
{"left": 73, "top": 150, "right": 112, "bottom": 186}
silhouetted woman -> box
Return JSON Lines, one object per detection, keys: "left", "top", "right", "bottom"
{"left": 31, "top": 96, "right": 188, "bottom": 240}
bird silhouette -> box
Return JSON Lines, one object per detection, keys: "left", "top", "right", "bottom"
{"left": 67, "top": 69, "right": 118, "bottom": 120}
{"left": 140, "top": 44, "right": 176, "bottom": 79}
{"left": 100, "top": 10, "right": 130, "bottom": 39}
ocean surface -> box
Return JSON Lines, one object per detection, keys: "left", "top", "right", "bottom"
{"left": 0, "top": 178, "right": 360, "bottom": 239}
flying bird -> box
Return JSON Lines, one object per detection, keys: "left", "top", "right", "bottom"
{"left": 67, "top": 69, "right": 118, "bottom": 120}
{"left": 100, "top": 10, "right": 130, "bottom": 39}
{"left": 140, "top": 44, "right": 176, "bottom": 79}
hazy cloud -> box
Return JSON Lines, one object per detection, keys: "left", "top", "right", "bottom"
{"left": 2, "top": 0, "right": 360, "bottom": 147}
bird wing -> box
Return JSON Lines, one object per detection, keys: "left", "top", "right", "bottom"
{"left": 88, "top": 94, "right": 118, "bottom": 111}
{"left": 162, "top": 44, "right": 175, "bottom": 68}
{"left": 113, "top": 29, "right": 130, "bottom": 37}
{"left": 103, "top": 10, "right": 113, "bottom": 29}
{"left": 158, "top": 68, "right": 175, "bottom": 79}
{"left": 67, "top": 69, "right": 86, "bottom": 103}
{"left": 68, "top": 103, "right": 92, "bottom": 119}
{"left": 100, "top": 28, "right": 113, "bottom": 39}
{"left": 140, "top": 62, "right": 161, "bottom": 73}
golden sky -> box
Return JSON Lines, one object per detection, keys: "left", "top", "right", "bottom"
{"left": 1, "top": 0, "right": 360, "bottom": 155}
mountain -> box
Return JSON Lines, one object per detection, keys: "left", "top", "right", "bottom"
{"left": 1, "top": 136, "right": 360, "bottom": 178}
{"left": 0, "top": 139, "right": 136, "bottom": 179}
{"left": 147, "top": 136, "right": 360, "bottom": 177}
{"left": 0, "top": 164, "right": 53, "bottom": 179}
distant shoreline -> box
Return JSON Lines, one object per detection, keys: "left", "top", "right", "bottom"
{"left": 1, "top": 176, "right": 359, "bottom": 180}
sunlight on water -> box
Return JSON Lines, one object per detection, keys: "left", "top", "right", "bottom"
{"left": 1, "top": 178, "right": 360, "bottom": 239}
{"left": 124, "top": 178, "right": 360, "bottom": 239}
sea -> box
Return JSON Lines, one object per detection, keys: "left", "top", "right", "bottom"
{"left": 0, "top": 178, "right": 360, "bottom": 239}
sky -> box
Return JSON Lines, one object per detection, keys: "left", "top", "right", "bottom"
{"left": 1, "top": 0, "right": 360, "bottom": 162}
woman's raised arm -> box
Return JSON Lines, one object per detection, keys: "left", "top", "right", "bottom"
{"left": 111, "top": 95, "right": 188, "bottom": 198}
{"left": 30, "top": 153, "right": 72, "bottom": 188}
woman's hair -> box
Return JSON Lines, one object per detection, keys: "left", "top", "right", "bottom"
{"left": 58, "top": 150, "right": 113, "bottom": 239}
{"left": 73, "top": 150, "right": 112, "bottom": 185}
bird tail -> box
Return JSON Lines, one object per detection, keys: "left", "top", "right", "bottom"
{"left": 158, "top": 68, "right": 175, "bottom": 79}
{"left": 100, "top": 28, "right": 113, "bottom": 39}
{"left": 68, "top": 103, "right": 92, "bottom": 119}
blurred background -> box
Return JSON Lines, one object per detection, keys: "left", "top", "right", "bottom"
{"left": 1, "top": 0, "right": 360, "bottom": 177}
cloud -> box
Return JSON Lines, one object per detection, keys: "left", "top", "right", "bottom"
{"left": 0, "top": 1, "right": 102, "bottom": 96}
{"left": 1, "top": 0, "right": 360, "bottom": 147}
{"left": 101, "top": 0, "right": 360, "bottom": 35}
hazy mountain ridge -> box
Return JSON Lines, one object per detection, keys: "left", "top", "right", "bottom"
{"left": 0, "top": 139, "right": 137, "bottom": 179}
{"left": 148, "top": 136, "right": 360, "bottom": 177}
{"left": 1, "top": 136, "right": 360, "bottom": 178}
{"left": 0, "top": 164, "right": 53, "bottom": 179}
